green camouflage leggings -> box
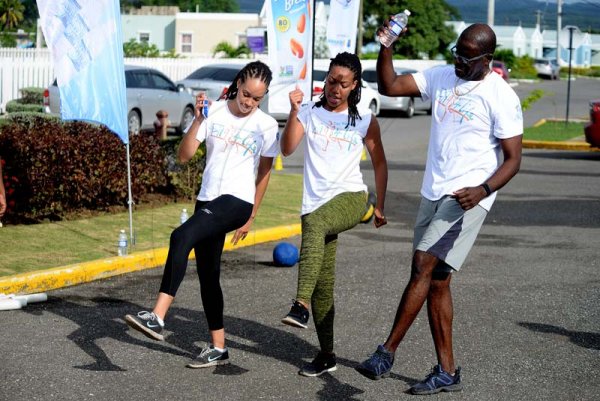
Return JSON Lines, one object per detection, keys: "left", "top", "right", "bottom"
{"left": 297, "top": 191, "right": 366, "bottom": 353}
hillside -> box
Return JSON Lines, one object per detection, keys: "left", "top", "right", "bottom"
{"left": 238, "top": 0, "right": 599, "bottom": 32}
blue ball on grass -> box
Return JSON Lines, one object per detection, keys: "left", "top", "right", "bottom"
{"left": 273, "top": 242, "right": 299, "bottom": 267}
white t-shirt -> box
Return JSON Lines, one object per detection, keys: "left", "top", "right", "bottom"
{"left": 413, "top": 66, "right": 523, "bottom": 210}
{"left": 296, "top": 101, "right": 370, "bottom": 215}
{"left": 193, "top": 100, "right": 279, "bottom": 204}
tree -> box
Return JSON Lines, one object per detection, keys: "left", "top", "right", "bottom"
{"left": 362, "top": 0, "right": 459, "bottom": 59}
{"left": 0, "top": 0, "right": 25, "bottom": 30}
{"left": 212, "top": 41, "right": 249, "bottom": 58}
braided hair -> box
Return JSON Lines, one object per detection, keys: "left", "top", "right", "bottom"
{"left": 223, "top": 60, "right": 273, "bottom": 100}
{"left": 315, "top": 52, "right": 363, "bottom": 127}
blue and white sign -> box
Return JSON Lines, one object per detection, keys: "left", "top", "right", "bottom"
{"left": 37, "top": 0, "right": 128, "bottom": 143}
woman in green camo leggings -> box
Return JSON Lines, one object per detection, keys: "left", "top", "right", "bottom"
{"left": 280, "top": 52, "right": 388, "bottom": 377}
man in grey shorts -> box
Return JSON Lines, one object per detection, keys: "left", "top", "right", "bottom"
{"left": 355, "top": 23, "right": 523, "bottom": 395}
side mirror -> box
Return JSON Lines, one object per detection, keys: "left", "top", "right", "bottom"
{"left": 177, "top": 84, "right": 186, "bottom": 92}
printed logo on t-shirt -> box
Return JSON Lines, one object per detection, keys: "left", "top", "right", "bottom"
{"left": 436, "top": 89, "right": 477, "bottom": 123}
{"left": 210, "top": 123, "right": 259, "bottom": 155}
{"left": 312, "top": 119, "right": 363, "bottom": 152}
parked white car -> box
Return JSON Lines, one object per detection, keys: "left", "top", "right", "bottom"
{"left": 45, "top": 65, "right": 195, "bottom": 135}
{"left": 362, "top": 67, "right": 431, "bottom": 117}
{"left": 534, "top": 58, "right": 561, "bottom": 80}
{"left": 311, "top": 68, "right": 381, "bottom": 116}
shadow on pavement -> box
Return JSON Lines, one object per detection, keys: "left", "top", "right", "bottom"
{"left": 23, "top": 294, "right": 420, "bottom": 390}
{"left": 518, "top": 322, "right": 600, "bottom": 350}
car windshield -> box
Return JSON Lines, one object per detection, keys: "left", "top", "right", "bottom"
{"left": 362, "top": 70, "right": 377, "bottom": 83}
{"left": 535, "top": 59, "right": 549, "bottom": 65}
{"left": 313, "top": 70, "right": 327, "bottom": 82}
{"left": 186, "top": 67, "right": 221, "bottom": 80}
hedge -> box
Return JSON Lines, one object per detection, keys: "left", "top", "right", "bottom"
{"left": 0, "top": 115, "right": 169, "bottom": 223}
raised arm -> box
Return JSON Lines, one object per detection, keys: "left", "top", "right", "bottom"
{"left": 280, "top": 86, "right": 305, "bottom": 156}
{"left": 178, "top": 93, "right": 206, "bottom": 163}
{"left": 376, "top": 31, "right": 421, "bottom": 98}
{"left": 231, "top": 155, "right": 274, "bottom": 245}
{"left": 364, "top": 116, "right": 388, "bottom": 228}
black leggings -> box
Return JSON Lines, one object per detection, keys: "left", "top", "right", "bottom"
{"left": 159, "top": 194, "right": 253, "bottom": 330}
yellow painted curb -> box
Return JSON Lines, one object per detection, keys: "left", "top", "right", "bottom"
{"left": 522, "top": 140, "right": 597, "bottom": 151}
{"left": 0, "top": 223, "right": 301, "bottom": 295}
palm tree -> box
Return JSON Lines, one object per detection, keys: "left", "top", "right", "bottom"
{"left": 212, "top": 41, "right": 250, "bottom": 58}
{"left": 0, "top": 0, "right": 25, "bottom": 30}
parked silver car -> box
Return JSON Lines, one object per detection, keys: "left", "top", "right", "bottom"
{"left": 176, "top": 63, "right": 242, "bottom": 101}
{"left": 45, "top": 65, "right": 195, "bottom": 134}
{"left": 362, "top": 67, "right": 431, "bottom": 117}
{"left": 534, "top": 58, "right": 560, "bottom": 80}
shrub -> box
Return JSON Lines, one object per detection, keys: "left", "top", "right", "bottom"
{"left": 20, "top": 87, "right": 44, "bottom": 104}
{"left": 0, "top": 116, "right": 169, "bottom": 223}
{"left": 5, "top": 100, "right": 44, "bottom": 113}
{"left": 161, "top": 137, "right": 206, "bottom": 200}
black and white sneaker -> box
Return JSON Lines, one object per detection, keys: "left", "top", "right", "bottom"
{"left": 299, "top": 352, "right": 337, "bottom": 377}
{"left": 187, "top": 345, "right": 230, "bottom": 368}
{"left": 281, "top": 300, "right": 309, "bottom": 329}
{"left": 125, "top": 311, "right": 164, "bottom": 341}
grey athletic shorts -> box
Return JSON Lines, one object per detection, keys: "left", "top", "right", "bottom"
{"left": 413, "top": 196, "right": 487, "bottom": 272}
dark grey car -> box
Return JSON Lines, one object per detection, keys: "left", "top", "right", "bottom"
{"left": 45, "top": 65, "right": 195, "bottom": 135}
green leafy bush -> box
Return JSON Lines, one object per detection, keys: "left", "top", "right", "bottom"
{"left": 5, "top": 100, "right": 43, "bottom": 113}
{"left": 161, "top": 137, "right": 206, "bottom": 201}
{"left": 0, "top": 116, "right": 169, "bottom": 223}
{"left": 20, "top": 87, "right": 44, "bottom": 104}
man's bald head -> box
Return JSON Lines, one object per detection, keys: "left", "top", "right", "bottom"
{"left": 459, "top": 23, "right": 496, "bottom": 55}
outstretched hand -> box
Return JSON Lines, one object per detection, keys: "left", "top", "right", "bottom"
{"left": 231, "top": 218, "right": 253, "bottom": 245}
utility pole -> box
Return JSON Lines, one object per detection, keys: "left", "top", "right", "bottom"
{"left": 356, "top": 0, "right": 363, "bottom": 56}
{"left": 536, "top": 10, "right": 542, "bottom": 28}
{"left": 487, "top": 0, "right": 495, "bottom": 27}
{"left": 556, "top": 0, "right": 562, "bottom": 64}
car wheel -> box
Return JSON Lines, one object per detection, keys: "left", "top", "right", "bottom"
{"left": 402, "top": 98, "right": 414, "bottom": 118}
{"left": 178, "top": 106, "right": 194, "bottom": 135}
{"left": 128, "top": 110, "right": 141, "bottom": 135}
{"left": 368, "top": 100, "right": 378, "bottom": 116}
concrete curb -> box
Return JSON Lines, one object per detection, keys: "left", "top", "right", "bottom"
{"left": 522, "top": 139, "right": 597, "bottom": 151}
{"left": 0, "top": 223, "right": 301, "bottom": 295}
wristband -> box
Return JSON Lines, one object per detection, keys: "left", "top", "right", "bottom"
{"left": 481, "top": 183, "right": 492, "bottom": 197}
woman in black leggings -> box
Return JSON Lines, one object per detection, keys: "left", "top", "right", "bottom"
{"left": 125, "top": 61, "right": 279, "bottom": 368}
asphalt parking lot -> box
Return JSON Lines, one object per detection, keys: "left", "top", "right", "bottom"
{"left": 1, "top": 78, "right": 599, "bottom": 401}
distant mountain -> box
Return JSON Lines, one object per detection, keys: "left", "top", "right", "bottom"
{"left": 446, "top": 0, "right": 600, "bottom": 32}
{"left": 238, "top": 0, "right": 599, "bottom": 32}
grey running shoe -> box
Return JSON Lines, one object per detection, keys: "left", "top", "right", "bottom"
{"left": 281, "top": 300, "right": 309, "bottom": 329}
{"left": 125, "top": 311, "right": 164, "bottom": 341}
{"left": 299, "top": 352, "right": 337, "bottom": 377}
{"left": 187, "top": 345, "right": 230, "bottom": 369}
{"left": 410, "top": 364, "right": 463, "bottom": 395}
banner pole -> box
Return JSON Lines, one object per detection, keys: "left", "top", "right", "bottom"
{"left": 311, "top": 0, "right": 316, "bottom": 92}
{"left": 125, "top": 142, "right": 134, "bottom": 246}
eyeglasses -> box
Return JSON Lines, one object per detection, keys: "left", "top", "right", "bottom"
{"left": 451, "top": 46, "right": 491, "bottom": 64}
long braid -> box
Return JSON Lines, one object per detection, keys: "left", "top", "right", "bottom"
{"left": 223, "top": 61, "right": 273, "bottom": 100}
{"left": 314, "top": 52, "right": 363, "bottom": 127}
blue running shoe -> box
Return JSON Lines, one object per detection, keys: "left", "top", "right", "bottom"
{"left": 355, "top": 344, "right": 394, "bottom": 380}
{"left": 410, "top": 364, "right": 463, "bottom": 395}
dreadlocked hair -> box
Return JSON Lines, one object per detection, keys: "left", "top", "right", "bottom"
{"left": 223, "top": 60, "right": 273, "bottom": 100}
{"left": 314, "top": 51, "right": 363, "bottom": 128}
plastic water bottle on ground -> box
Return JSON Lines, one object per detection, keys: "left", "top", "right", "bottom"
{"left": 118, "top": 229, "right": 128, "bottom": 256}
{"left": 180, "top": 208, "right": 189, "bottom": 225}
{"left": 380, "top": 9, "right": 411, "bottom": 48}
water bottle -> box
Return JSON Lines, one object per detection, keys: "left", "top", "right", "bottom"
{"left": 380, "top": 9, "right": 411, "bottom": 48}
{"left": 117, "top": 229, "right": 128, "bottom": 256}
{"left": 202, "top": 99, "right": 209, "bottom": 118}
{"left": 180, "top": 208, "right": 189, "bottom": 225}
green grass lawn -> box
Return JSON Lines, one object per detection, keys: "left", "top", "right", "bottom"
{"left": 0, "top": 172, "right": 303, "bottom": 277}
{"left": 524, "top": 121, "right": 586, "bottom": 142}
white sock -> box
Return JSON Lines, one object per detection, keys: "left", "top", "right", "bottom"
{"left": 213, "top": 345, "right": 226, "bottom": 352}
{"left": 154, "top": 313, "right": 164, "bottom": 327}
